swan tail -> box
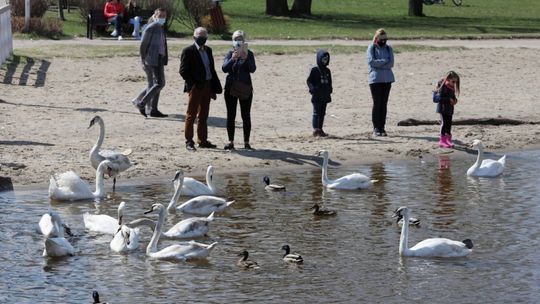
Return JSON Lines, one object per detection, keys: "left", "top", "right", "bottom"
{"left": 121, "top": 149, "right": 133, "bottom": 156}
{"left": 48, "top": 176, "right": 58, "bottom": 198}
{"left": 226, "top": 200, "right": 236, "bottom": 207}
{"left": 207, "top": 212, "right": 215, "bottom": 221}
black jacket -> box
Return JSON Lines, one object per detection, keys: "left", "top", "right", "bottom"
{"left": 307, "top": 50, "right": 333, "bottom": 103}
{"left": 434, "top": 80, "right": 456, "bottom": 116}
{"left": 179, "top": 44, "right": 222, "bottom": 94}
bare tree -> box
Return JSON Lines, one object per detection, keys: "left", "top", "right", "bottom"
{"left": 408, "top": 0, "right": 423, "bottom": 16}
{"left": 291, "top": 0, "right": 312, "bottom": 16}
{"left": 266, "top": 0, "right": 288, "bottom": 16}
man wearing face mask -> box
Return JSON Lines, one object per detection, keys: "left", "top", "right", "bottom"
{"left": 366, "top": 28, "right": 395, "bottom": 137}
{"left": 180, "top": 27, "right": 223, "bottom": 151}
{"left": 132, "top": 8, "right": 168, "bottom": 118}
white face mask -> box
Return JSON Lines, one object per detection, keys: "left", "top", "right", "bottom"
{"left": 233, "top": 40, "right": 242, "bottom": 48}
{"left": 157, "top": 18, "right": 166, "bottom": 25}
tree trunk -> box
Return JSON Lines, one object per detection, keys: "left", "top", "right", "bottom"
{"left": 291, "top": 0, "right": 312, "bottom": 15}
{"left": 408, "top": 0, "right": 423, "bottom": 16}
{"left": 266, "top": 0, "right": 289, "bottom": 16}
{"left": 58, "top": 0, "right": 65, "bottom": 21}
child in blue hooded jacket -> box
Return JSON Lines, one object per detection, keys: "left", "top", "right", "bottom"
{"left": 307, "top": 50, "right": 333, "bottom": 137}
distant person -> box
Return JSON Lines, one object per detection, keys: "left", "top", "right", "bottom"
{"left": 367, "top": 28, "right": 394, "bottom": 137}
{"left": 180, "top": 27, "right": 222, "bottom": 151}
{"left": 124, "top": 0, "right": 142, "bottom": 39}
{"left": 307, "top": 49, "right": 332, "bottom": 137}
{"left": 222, "top": 30, "right": 256, "bottom": 150}
{"left": 103, "top": 0, "right": 125, "bottom": 41}
{"left": 132, "top": 8, "right": 168, "bottom": 118}
{"left": 433, "top": 71, "right": 460, "bottom": 148}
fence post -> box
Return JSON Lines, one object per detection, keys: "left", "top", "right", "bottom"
{"left": 0, "top": 4, "right": 13, "bottom": 65}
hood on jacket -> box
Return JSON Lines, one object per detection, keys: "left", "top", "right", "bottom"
{"left": 316, "top": 49, "right": 330, "bottom": 67}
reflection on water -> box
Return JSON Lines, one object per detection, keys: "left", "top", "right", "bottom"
{"left": 2, "top": 150, "right": 540, "bottom": 303}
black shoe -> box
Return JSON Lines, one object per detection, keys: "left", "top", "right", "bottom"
{"left": 150, "top": 111, "right": 168, "bottom": 118}
{"left": 224, "top": 143, "right": 235, "bottom": 150}
{"left": 244, "top": 143, "right": 253, "bottom": 150}
{"left": 137, "top": 106, "right": 147, "bottom": 118}
{"left": 186, "top": 141, "right": 196, "bottom": 151}
{"left": 198, "top": 141, "right": 217, "bottom": 149}
{"left": 372, "top": 128, "right": 382, "bottom": 137}
{"left": 380, "top": 130, "right": 388, "bottom": 136}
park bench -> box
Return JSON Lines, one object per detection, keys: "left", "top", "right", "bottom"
{"left": 86, "top": 9, "right": 154, "bottom": 40}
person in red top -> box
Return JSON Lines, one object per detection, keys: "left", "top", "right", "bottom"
{"left": 103, "top": 0, "right": 125, "bottom": 40}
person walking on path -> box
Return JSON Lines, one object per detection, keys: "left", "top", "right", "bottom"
{"left": 433, "top": 71, "right": 460, "bottom": 148}
{"left": 307, "top": 49, "right": 332, "bottom": 137}
{"left": 132, "top": 8, "right": 168, "bottom": 118}
{"left": 180, "top": 27, "right": 223, "bottom": 151}
{"left": 222, "top": 30, "right": 257, "bottom": 150}
{"left": 367, "top": 28, "right": 395, "bottom": 137}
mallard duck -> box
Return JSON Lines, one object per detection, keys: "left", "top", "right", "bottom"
{"left": 310, "top": 204, "right": 337, "bottom": 216}
{"left": 281, "top": 244, "right": 303, "bottom": 264}
{"left": 263, "top": 176, "right": 286, "bottom": 191}
{"left": 237, "top": 250, "right": 260, "bottom": 269}
{"left": 392, "top": 207, "right": 420, "bottom": 226}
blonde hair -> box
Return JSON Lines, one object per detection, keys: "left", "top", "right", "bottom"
{"left": 435, "top": 70, "right": 461, "bottom": 96}
{"left": 148, "top": 8, "right": 165, "bottom": 24}
{"left": 373, "top": 28, "right": 387, "bottom": 43}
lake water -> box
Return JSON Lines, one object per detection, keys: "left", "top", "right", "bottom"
{"left": 1, "top": 150, "right": 540, "bottom": 303}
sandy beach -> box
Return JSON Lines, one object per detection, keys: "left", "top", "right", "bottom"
{"left": 1, "top": 40, "right": 540, "bottom": 188}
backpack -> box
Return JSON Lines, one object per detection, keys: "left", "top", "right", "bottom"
{"left": 432, "top": 90, "right": 441, "bottom": 103}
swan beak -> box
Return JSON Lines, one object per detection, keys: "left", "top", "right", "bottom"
{"left": 64, "top": 226, "right": 73, "bottom": 237}
{"left": 144, "top": 207, "right": 154, "bottom": 214}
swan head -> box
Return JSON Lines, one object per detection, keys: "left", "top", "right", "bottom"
{"left": 471, "top": 139, "right": 483, "bottom": 149}
{"left": 281, "top": 244, "right": 291, "bottom": 255}
{"left": 173, "top": 170, "right": 184, "bottom": 188}
{"left": 144, "top": 203, "right": 165, "bottom": 215}
{"left": 238, "top": 250, "right": 249, "bottom": 260}
{"left": 316, "top": 150, "right": 329, "bottom": 157}
{"left": 207, "top": 165, "right": 215, "bottom": 181}
{"left": 88, "top": 115, "right": 102, "bottom": 129}
{"left": 263, "top": 176, "right": 270, "bottom": 185}
{"left": 392, "top": 206, "right": 409, "bottom": 220}
{"left": 120, "top": 226, "right": 131, "bottom": 245}
{"left": 117, "top": 201, "right": 126, "bottom": 225}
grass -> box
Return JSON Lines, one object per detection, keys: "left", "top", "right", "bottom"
{"left": 11, "top": 43, "right": 458, "bottom": 60}
{"left": 19, "top": 0, "right": 540, "bottom": 40}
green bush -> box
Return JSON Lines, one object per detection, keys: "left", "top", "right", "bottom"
{"left": 11, "top": 16, "right": 64, "bottom": 38}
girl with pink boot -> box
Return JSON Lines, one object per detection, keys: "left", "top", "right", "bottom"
{"left": 433, "top": 71, "right": 460, "bottom": 148}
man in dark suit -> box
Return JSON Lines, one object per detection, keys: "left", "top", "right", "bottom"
{"left": 132, "top": 8, "right": 168, "bottom": 118}
{"left": 179, "top": 27, "right": 222, "bottom": 151}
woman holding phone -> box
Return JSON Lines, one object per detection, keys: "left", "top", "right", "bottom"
{"left": 222, "top": 30, "right": 257, "bottom": 150}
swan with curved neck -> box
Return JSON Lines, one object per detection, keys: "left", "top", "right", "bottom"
{"left": 317, "top": 150, "right": 376, "bottom": 190}
{"left": 49, "top": 160, "right": 112, "bottom": 201}
{"left": 37, "top": 210, "right": 73, "bottom": 238}
{"left": 88, "top": 116, "right": 134, "bottom": 190}
{"left": 144, "top": 203, "right": 218, "bottom": 261}
{"left": 168, "top": 170, "right": 234, "bottom": 216}
{"left": 43, "top": 210, "right": 74, "bottom": 257}
{"left": 109, "top": 215, "right": 157, "bottom": 253}
{"left": 467, "top": 139, "right": 506, "bottom": 177}
{"left": 84, "top": 201, "right": 126, "bottom": 235}
{"left": 393, "top": 206, "right": 473, "bottom": 258}
{"left": 181, "top": 165, "right": 217, "bottom": 196}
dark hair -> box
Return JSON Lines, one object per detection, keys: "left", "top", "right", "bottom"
{"left": 435, "top": 70, "right": 460, "bottom": 96}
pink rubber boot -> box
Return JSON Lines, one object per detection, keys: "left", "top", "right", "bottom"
{"left": 446, "top": 134, "right": 455, "bottom": 148}
{"left": 439, "top": 135, "right": 448, "bottom": 148}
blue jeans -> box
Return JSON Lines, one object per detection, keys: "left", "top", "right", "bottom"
{"left": 312, "top": 99, "right": 328, "bottom": 129}
{"left": 109, "top": 15, "right": 122, "bottom": 34}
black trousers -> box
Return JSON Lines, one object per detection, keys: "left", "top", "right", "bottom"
{"left": 369, "top": 82, "right": 392, "bottom": 132}
{"left": 440, "top": 113, "right": 453, "bottom": 135}
{"left": 312, "top": 99, "right": 328, "bottom": 129}
{"left": 225, "top": 89, "right": 252, "bottom": 143}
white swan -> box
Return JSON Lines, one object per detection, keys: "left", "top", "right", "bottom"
{"left": 393, "top": 206, "right": 473, "bottom": 258}
{"left": 110, "top": 225, "right": 141, "bottom": 253}
{"left": 467, "top": 139, "right": 506, "bottom": 177}
{"left": 144, "top": 203, "right": 218, "bottom": 261}
{"left": 43, "top": 210, "right": 74, "bottom": 257}
{"left": 168, "top": 170, "right": 234, "bottom": 216}
{"left": 317, "top": 150, "right": 377, "bottom": 190}
{"left": 49, "top": 160, "right": 112, "bottom": 201}
{"left": 392, "top": 207, "right": 420, "bottom": 227}
{"left": 37, "top": 210, "right": 73, "bottom": 237}
{"left": 181, "top": 165, "right": 217, "bottom": 196}
{"left": 83, "top": 201, "right": 125, "bottom": 235}
{"left": 162, "top": 212, "right": 215, "bottom": 239}
{"left": 281, "top": 245, "right": 303, "bottom": 264}
{"left": 88, "top": 116, "right": 134, "bottom": 190}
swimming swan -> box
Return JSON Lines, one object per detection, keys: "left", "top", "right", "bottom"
{"left": 144, "top": 203, "right": 218, "bottom": 261}
{"left": 162, "top": 212, "right": 215, "bottom": 239}
{"left": 317, "top": 150, "right": 377, "bottom": 190}
{"left": 393, "top": 206, "right": 473, "bottom": 258}
{"left": 263, "top": 176, "right": 286, "bottom": 191}
{"left": 42, "top": 210, "right": 74, "bottom": 257}
{"left": 467, "top": 139, "right": 506, "bottom": 177}
{"left": 281, "top": 244, "right": 303, "bottom": 264}
{"left": 83, "top": 201, "right": 126, "bottom": 235}
{"left": 181, "top": 165, "right": 217, "bottom": 196}
{"left": 48, "top": 160, "right": 112, "bottom": 201}
{"left": 88, "top": 116, "right": 134, "bottom": 190}
{"left": 37, "top": 210, "right": 73, "bottom": 237}
{"left": 109, "top": 223, "right": 145, "bottom": 253}
{"left": 167, "top": 170, "right": 234, "bottom": 216}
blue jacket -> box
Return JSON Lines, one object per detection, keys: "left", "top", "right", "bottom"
{"left": 307, "top": 50, "right": 333, "bottom": 103}
{"left": 222, "top": 49, "right": 256, "bottom": 90}
{"left": 366, "top": 43, "right": 395, "bottom": 84}
{"left": 434, "top": 80, "right": 456, "bottom": 116}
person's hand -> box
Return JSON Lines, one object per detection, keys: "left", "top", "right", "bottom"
{"left": 211, "top": 93, "right": 217, "bottom": 100}
{"left": 231, "top": 51, "right": 239, "bottom": 60}
{"left": 450, "top": 98, "right": 458, "bottom": 106}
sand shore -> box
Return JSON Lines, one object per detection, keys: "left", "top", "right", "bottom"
{"left": 2, "top": 40, "right": 540, "bottom": 188}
